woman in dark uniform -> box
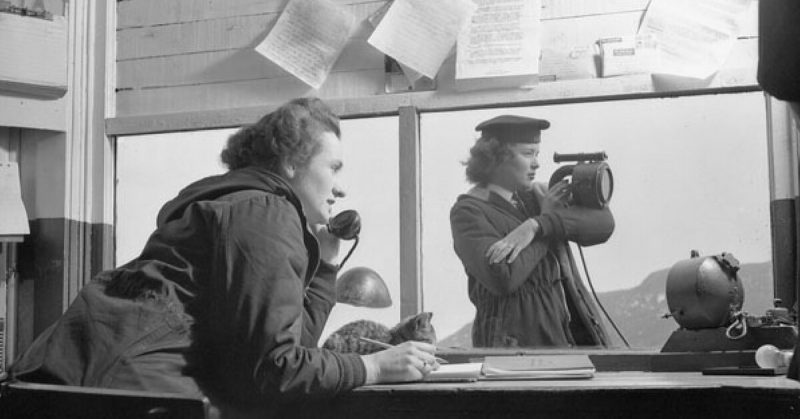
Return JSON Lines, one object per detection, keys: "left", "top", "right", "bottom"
{"left": 8, "top": 98, "right": 439, "bottom": 416}
{"left": 450, "top": 115, "right": 614, "bottom": 348}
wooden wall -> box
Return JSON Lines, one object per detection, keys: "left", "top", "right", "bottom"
{"left": 110, "top": 0, "right": 760, "bottom": 134}
{"left": 1, "top": 1, "right": 113, "bottom": 360}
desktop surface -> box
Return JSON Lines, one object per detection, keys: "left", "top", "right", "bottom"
{"left": 293, "top": 371, "right": 800, "bottom": 419}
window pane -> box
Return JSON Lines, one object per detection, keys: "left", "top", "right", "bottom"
{"left": 116, "top": 129, "right": 232, "bottom": 264}
{"left": 420, "top": 92, "right": 771, "bottom": 350}
{"left": 320, "top": 117, "right": 401, "bottom": 344}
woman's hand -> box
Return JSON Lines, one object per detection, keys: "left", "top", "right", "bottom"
{"left": 312, "top": 223, "right": 341, "bottom": 265}
{"left": 486, "top": 219, "right": 540, "bottom": 264}
{"left": 360, "top": 341, "right": 439, "bottom": 384}
{"left": 485, "top": 181, "right": 570, "bottom": 265}
{"left": 540, "top": 179, "right": 571, "bottom": 215}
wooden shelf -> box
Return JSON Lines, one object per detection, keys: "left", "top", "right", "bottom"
{"left": 106, "top": 66, "right": 760, "bottom": 136}
{"left": 0, "top": 13, "right": 67, "bottom": 99}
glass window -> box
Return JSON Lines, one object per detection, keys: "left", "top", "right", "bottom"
{"left": 115, "top": 117, "right": 401, "bottom": 346}
{"left": 420, "top": 92, "right": 771, "bottom": 350}
{"left": 116, "top": 129, "right": 232, "bottom": 264}
{"left": 319, "top": 117, "right": 401, "bottom": 343}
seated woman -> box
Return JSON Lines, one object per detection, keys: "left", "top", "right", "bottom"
{"left": 7, "top": 98, "right": 439, "bottom": 415}
{"left": 449, "top": 115, "right": 615, "bottom": 348}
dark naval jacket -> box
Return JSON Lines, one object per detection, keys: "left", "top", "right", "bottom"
{"left": 9, "top": 166, "right": 366, "bottom": 411}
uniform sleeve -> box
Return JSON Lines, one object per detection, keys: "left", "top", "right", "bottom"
{"left": 213, "top": 195, "right": 365, "bottom": 402}
{"left": 529, "top": 183, "right": 614, "bottom": 246}
{"left": 450, "top": 202, "right": 551, "bottom": 296}
{"left": 532, "top": 213, "right": 565, "bottom": 240}
{"left": 301, "top": 260, "right": 338, "bottom": 347}
{"left": 555, "top": 205, "right": 615, "bottom": 246}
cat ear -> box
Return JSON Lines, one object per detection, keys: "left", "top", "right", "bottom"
{"left": 416, "top": 312, "right": 431, "bottom": 327}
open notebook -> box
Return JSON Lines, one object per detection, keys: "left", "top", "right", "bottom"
{"left": 422, "top": 363, "right": 483, "bottom": 382}
{"left": 420, "top": 355, "right": 595, "bottom": 382}
{"left": 480, "top": 354, "right": 595, "bottom": 380}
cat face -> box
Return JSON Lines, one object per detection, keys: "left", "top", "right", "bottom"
{"left": 395, "top": 311, "right": 436, "bottom": 344}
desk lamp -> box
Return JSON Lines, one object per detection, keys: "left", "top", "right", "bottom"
{"left": 335, "top": 266, "right": 392, "bottom": 308}
{"left": 327, "top": 210, "right": 392, "bottom": 308}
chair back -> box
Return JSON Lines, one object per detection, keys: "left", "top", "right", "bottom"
{"left": 0, "top": 380, "right": 210, "bottom": 419}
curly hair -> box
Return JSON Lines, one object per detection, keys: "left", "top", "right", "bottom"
{"left": 463, "top": 136, "right": 514, "bottom": 186}
{"left": 220, "top": 97, "right": 341, "bottom": 171}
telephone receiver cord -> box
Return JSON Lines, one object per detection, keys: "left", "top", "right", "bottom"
{"left": 337, "top": 236, "right": 359, "bottom": 270}
{"left": 578, "top": 245, "right": 631, "bottom": 348}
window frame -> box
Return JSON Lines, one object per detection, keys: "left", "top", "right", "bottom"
{"left": 107, "top": 86, "right": 800, "bottom": 362}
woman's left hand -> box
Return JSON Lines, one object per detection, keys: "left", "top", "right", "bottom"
{"left": 486, "top": 219, "right": 540, "bottom": 264}
{"left": 312, "top": 224, "right": 341, "bottom": 265}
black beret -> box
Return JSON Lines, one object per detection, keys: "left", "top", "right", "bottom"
{"left": 475, "top": 115, "right": 550, "bottom": 144}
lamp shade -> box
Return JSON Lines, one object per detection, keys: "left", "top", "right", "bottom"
{"left": 335, "top": 267, "right": 392, "bottom": 308}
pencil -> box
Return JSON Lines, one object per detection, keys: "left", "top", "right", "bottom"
{"left": 358, "top": 337, "right": 448, "bottom": 364}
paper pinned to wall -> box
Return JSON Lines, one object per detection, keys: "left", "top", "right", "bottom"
{"left": 368, "top": 0, "right": 477, "bottom": 80}
{"left": 455, "top": 0, "right": 541, "bottom": 83}
{"left": 255, "top": 0, "right": 355, "bottom": 89}
{"left": 0, "top": 162, "right": 30, "bottom": 239}
{"left": 637, "top": 0, "right": 753, "bottom": 79}
{"left": 367, "top": 1, "right": 426, "bottom": 85}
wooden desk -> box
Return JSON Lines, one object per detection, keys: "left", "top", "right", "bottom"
{"left": 293, "top": 372, "right": 800, "bottom": 419}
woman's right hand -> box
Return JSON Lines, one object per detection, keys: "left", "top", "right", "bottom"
{"left": 540, "top": 179, "right": 571, "bottom": 214}
{"left": 485, "top": 219, "right": 539, "bottom": 264}
{"left": 360, "top": 341, "right": 439, "bottom": 384}
{"left": 311, "top": 223, "right": 341, "bottom": 265}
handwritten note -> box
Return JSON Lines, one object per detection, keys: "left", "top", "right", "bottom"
{"left": 0, "top": 162, "right": 30, "bottom": 238}
{"left": 255, "top": 0, "right": 355, "bottom": 89}
{"left": 456, "top": 0, "right": 541, "bottom": 81}
{"left": 368, "top": 0, "right": 477, "bottom": 79}
{"left": 638, "top": 0, "right": 753, "bottom": 79}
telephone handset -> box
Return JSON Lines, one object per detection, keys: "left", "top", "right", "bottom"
{"left": 327, "top": 209, "right": 361, "bottom": 240}
{"left": 326, "top": 209, "right": 361, "bottom": 269}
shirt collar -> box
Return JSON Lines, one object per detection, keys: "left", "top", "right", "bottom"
{"left": 486, "top": 183, "right": 514, "bottom": 203}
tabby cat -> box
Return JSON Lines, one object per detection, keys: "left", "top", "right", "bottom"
{"left": 322, "top": 312, "right": 437, "bottom": 355}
